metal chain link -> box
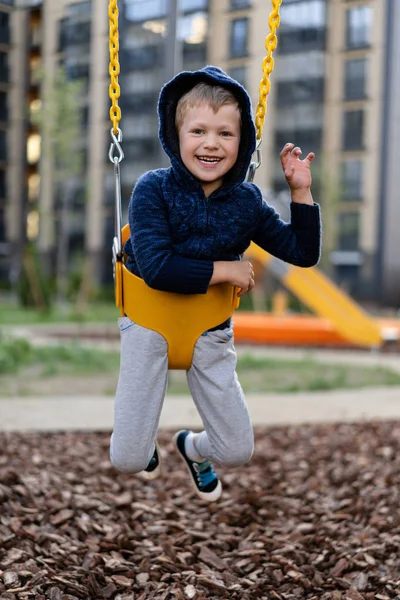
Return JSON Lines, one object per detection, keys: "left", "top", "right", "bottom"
{"left": 109, "top": 0, "right": 121, "bottom": 135}
{"left": 255, "top": 0, "right": 283, "bottom": 141}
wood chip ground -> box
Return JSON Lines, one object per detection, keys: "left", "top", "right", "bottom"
{"left": 1, "top": 422, "right": 399, "bottom": 599}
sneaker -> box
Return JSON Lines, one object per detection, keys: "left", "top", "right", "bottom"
{"left": 173, "top": 430, "right": 222, "bottom": 502}
{"left": 140, "top": 443, "right": 162, "bottom": 480}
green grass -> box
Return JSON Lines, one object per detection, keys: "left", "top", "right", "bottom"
{"left": 0, "top": 334, "right": 119, "bottom": 377}
{"left": 168, "top": 353, "right": 400, "bottom": 394}
{"left": 0, "top": 301, "right": 118, "bottom": 325}
{"left": 1, "top": 334, "right": 400, "bottom": 395}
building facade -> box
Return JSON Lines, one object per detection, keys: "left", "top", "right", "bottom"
{"left": 0, "top": 1, "right": 13, "bottom": 282}
{"left": 6, "top": 0, "right": 400, "bottom": 305}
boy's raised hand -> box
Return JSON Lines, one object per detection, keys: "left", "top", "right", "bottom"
{"left": 280, "top": 143, "right": 315, "bottom": 192}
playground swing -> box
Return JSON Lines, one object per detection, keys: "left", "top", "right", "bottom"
{"left": 108, "top": 0, "right": 283, "bottom": 370}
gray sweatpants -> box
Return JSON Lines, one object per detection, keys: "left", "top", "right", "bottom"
{"left": 110, "top": 316, "right": 254, "bottom": 473}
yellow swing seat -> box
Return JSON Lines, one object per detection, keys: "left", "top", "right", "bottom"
{"left": 115, "top": 225, "right": 239, "bottom": 370}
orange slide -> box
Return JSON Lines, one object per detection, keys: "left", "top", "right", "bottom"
{"left": 236, "top": 243, "right": 400, "bottom": 348}
{"left": 233, "top": 312, "right": 400, "bottom": 348}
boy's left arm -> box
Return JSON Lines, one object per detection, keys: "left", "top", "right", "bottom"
{"left": 252, "top": 143, "right": 321, "bottom": 267}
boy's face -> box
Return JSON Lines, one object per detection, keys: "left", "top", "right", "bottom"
{"left": 178, "top": 102, "right": 241, "bottom": 197}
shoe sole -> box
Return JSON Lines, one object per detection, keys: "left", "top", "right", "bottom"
{"left": 138, "top": 442, "right": 162, "bottom": 480}
{"left": 173, "top": 430, "right": 222, "bottom": 503}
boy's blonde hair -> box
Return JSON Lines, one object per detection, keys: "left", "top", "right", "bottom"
{"left": 175, "top": 82, "right": 241, "bottom": 131}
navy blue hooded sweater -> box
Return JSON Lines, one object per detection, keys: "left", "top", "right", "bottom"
{"left": 124, "top": 66, "right": 321, "bottom": 295}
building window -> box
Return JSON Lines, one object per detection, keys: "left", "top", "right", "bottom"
{"left": 124, "top": 45, "right": 163, "bottom": 69}
{"left": 123, "top": 138, "right": 160, "bottom": 162}
{"left": 342, "top": 110, "right": 364, "bottom": 150}
{"left": 183, "top": 41, "right": 207, "bottom": 67}
{"left": 179, "top": 12, "right": 207, "bottom": 44}
{"left": 64, "top": 59, "right": 90, "bottom": 80}
{"left": 276, "top": 128, "right": 323, "bottom": 156}
{"left": 338, "top": 212, "right": 360, "bottom": 251}
{"left": 344, "top": 58, "right": 367, "bottom": 100}
{"left": 126, "top": 0, "right": 167, "bottom": 23}
{"left": 276, "top": 103, "right": 324, "bottom": 131}
{"left": 231, "top": 0, "right": 251, "bottom": 9}
{"left": 125, "top": 69, "right": 163, "bottom": 94}
{"left": 229, "top": 66, "right": 247, "bottom": 88}
{"left": 0, "top": 12, "right": 10, "bottom": 45}
{"left": 230, "top": 18, "right": 248, "bottom": 58}
{"left": 346, "top": 6, "right": 372, "bottom": 49}
{"left": 341, "top": 160, "right": 363, "bottom": 201}
{"left": 277, "top": 78, "right": 324, "bottom": 105}
{"left": 274, "top": 52, "right": 325, "bottom": 81}
{"left": 120, "top": 92, "right": 157, "bottom": 113}
{"left": 0, "top": 91, "right": 7, "bottom": 121}
{"left": 0, "top": 51, "right": 8, "bottom": 83}
{"left": 279, "top": 0, "right": 326, "bottom": 54}
{"left": 0, "top": 130, "right": 6, "bottom": 162}
{"left": 180, "top": 0, "right": 208, "bottom": 11}
{"left": 0, "top": 169, "right": 6, "bottom": 199}
{"left": 67, "top": 1, "right": 91, "bottom": 17}
{"left": 335, "top": 264, "right": 360, "bottom": 293}
{"left": 59, "top": 19, "right": 91, "bottom": 50}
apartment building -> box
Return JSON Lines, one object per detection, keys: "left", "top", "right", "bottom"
{"left": 6, "top": 0, "right": 400, "bottom": 305}
{"left": 210, "top": 0, "right": 399, "bottom": 304}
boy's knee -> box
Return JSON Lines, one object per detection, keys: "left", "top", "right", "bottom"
{"left": 217, "top": 436, "right": 254, "bottom": 468}
{"left": 110, "top": 449, "right": 149, "bottom": 474}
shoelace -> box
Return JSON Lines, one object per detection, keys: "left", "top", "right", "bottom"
{"left": 195, "top": 460, "right": 216, "bottom": 488}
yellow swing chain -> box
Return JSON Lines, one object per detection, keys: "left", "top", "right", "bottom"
{"left": 109, "top": 0, "right": 121, "bottom": 136}
{"left": 108, "top": 0, "right": 124, "bottom": 165}
{"left": 108, "top": 0, "right": 124, "bottom": 273}
{"left": 247, "top": 0, "right": 282, "bottom": 182}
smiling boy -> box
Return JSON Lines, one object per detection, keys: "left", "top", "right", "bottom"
{"left": 176, "top": 87, "right": 241, "bottom": 197}
{"left": 110, "top": 66, "right": 322, "bottom": 502}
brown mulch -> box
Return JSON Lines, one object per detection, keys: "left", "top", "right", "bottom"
{"left": 0, "top": 422, "right": 399, "bottom": 600}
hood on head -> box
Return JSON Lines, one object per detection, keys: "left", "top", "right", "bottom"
{"left": 158, "top": 65, "right": 256, "bottom": 190}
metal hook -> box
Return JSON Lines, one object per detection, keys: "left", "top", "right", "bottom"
{"left": 246, "top": 138, "right": 262, "bottom": 183}
{"left": 109, "top": 127, "right": 124, "bottom": 164}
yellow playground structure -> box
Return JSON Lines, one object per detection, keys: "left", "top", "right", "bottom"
{"left": 243, "top": 244, "right": 399, "bottom": 348}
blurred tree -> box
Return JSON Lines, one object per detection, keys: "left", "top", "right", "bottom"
{"left": 32, "top": 67, "right": 85, "bottom": 307}
{"left": 318, "top": 158, "right": 343, "bottom": 276}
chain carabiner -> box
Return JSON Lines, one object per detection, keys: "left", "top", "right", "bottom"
{"left": 246, "top": 138, "right": 262, "bottom": 183}
{"left": 109, "top": 127, "right": 124, "bottom": 164}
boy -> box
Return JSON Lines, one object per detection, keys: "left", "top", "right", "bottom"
{"left": 110, "top": 66, "right": 321, "bottom": 502}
